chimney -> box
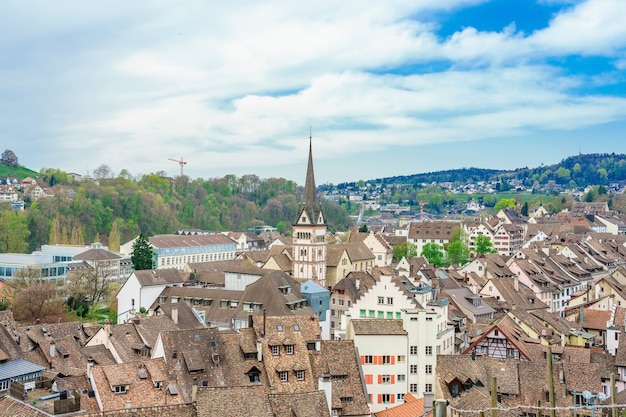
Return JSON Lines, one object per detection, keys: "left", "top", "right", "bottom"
{"left": 104, "top": 320, "right": 111, "bottom": 349}
{"left": 172, "top": 307, "right": 179, "bottom": 325}
{"left": 256, "top": 339, "right": 263, "bottom": 362}
{"left": 86, "top": 358, "right": 95, "bottom": 381}
{"left": 579, "top": 305, "right": 585, "bottom": 324}
{"left": 262, "top": 309, "right": 266, "bottom": 336}
{"left": 355, "top": 279, "right": 360, "bottom": 291}
{"left": 50, "top": 341, "right": 56, "bottom": 358}
{"left": 248, "top": 311, "right": 254, "bottom": 328}
{"left": 318, "top": 374, "right": 332, "bottom": 416}
{"left": 423, "top": 392, "right": 435, "bottom": 415}
{"left": 514, "top": 276, "right": 519, "bottom": 292}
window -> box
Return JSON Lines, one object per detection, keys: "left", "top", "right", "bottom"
{"left": 425, "top": 384, "right": 433, "bottom": 393}
{"left": 248, "top": 369, "right": 261, "bottom": 383}
{"left": 425, "top": 346, "right": 433, "bottom": 355}
{"left": 382, "top": 394, "right": 391, "bottom": 404}
{"left": 397, "top": 355, "right": 405, "bottom": 363}
{"left": 296, "top": 370, "right": 305, "bottom": 381}
{"left": 279, "top": 371, "right": 288, "bottom": 382}
{"left": 272, "top": 346, "right": 279, "bottom": 356}
{"left": 410, "top": 383, "right": 418, "bottom": 393}
{"left": 410, "top": 346, "right": 418, "bottom": 355}
{"left": 382, "top": 355, "right": 391, "bottom": 364}
{"left": 285, "top": 345, "right": 294, "bottom": 355}
{"left": 382, "top": 375, "right": 391, "bottom": 383}
{"left": 410, "top": 365, "right": 418, "bottom": 374}
{"left": 378, "top": 297, "right": 384, "bottom": 305}
{"left": 387, "top": 297, "right": 393, "bottom": 305}
{"left": 397, "top": 374, "right": 406, "bottom": 382}
{"left": 364, "top": 355, "right": 373, "bottom": 364}
{"left": 494, "top": 329, "right": 499, "bottom": 336}
{"left": 425, "top": 365, "right": 432, "bottom": 374}
{"left": 114, "top": 385, "right": 127, "bottom": 394}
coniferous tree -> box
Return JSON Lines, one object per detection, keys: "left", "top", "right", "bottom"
{"left": 131, "top": 233, "right": 154, "bottom": 270}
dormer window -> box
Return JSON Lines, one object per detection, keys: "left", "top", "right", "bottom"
{"left": 247, "top": 367, "right": 261, "bottom": 383}
{"left": 113, "top": 385, "right": 128, "bottom": 394}
{"left": 285, "top": 344, "right": 294, "bottom": 355}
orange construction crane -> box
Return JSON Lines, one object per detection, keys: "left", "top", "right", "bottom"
{"left": 168, "top": 157, "right": 187, "bottom": 177}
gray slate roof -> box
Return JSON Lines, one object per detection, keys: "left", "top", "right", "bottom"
{"left": 0, "top": 358, "right": 46, "bottom": 381}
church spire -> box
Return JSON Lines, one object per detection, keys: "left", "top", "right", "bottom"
{"left": 304, "top": 128, "right": 318, "bottom": 212}
{"left": 294, "top": 128, "right": 324, "bottom": 226}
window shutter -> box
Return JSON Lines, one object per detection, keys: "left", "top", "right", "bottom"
{"left": 378, "top": 374, "right": 382, "bottom": 384}
{"left": 391, "top": 356, "right": 396, "bottom": 365}
{"left": 378, "top": 394, "right": 382, "bottom": 404}
{"left": 391, "top": 375, "right": 395, "bottom": 384}
{"left": 360, "top": 356, "right": 365, "bottom": 365}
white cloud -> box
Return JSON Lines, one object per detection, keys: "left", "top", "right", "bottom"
{"left": 2, "top": 0, "right": 626, "bottom": 182}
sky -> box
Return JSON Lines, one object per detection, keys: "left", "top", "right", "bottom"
{"left": 2, "top": 0, "right": 626, "bottom": 186}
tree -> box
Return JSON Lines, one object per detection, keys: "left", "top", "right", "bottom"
{"left": 70, "top": 224, "right": 84, "bottom": 245}
{"left": 446, "top": 240, "right": 469, "bottom": 266}
{"left": 10, "top": 270, "right": 67, "bottom": 324}
{"left": 131, "top": 233, "right": 154, "bottom": 270}
{"left": 475, "top": 234, "right": 496, "bottom": 255}
{"left": 49, "top": 217, "right": 61, "bottom": 245}
{"left": 93, "top": 164, "right": 114, "bottom": 179}
{"left": 393, "top": 241, "right": 417, "bottom": 261}
{"left": 66, "top": 261, "right": 113, "bottom": 314}
{"left": 421, "top": 243, "right": 444, "bottom": 266}
{"left": 0, "top": 210, "right": 30, "bottom": 253}
{"left": 445, "top": 227, "right": 470, "bottom": 266}
{"left": 358, "top": 223, "right": 368, "bottom": 233}
{"left": 276, "top": 221, "right": 287, "bottom": 235}
{"left": 521, "top": 201, "right": 529, "bottom": 217}
{"left": 108, "top": 221, "right": 120, "bottom": 252}
{"left": 494, "top": 198, "right": 517, "bottom": 212}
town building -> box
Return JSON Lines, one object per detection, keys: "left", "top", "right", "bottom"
{"left": 292, "top": 138, "right": 327, "bottom": 285}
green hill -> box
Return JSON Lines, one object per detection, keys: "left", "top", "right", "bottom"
{"left": 0, "top": 164, "right": 38, "bottom": 179}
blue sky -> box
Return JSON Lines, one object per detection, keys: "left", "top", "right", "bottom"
{"left": 1, "top": 0, "right": 626, "bottom": 185}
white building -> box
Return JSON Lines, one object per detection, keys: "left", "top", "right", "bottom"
{"left": 337, "top": 271, "right": 453, "bottom": 412}
{"left": 120, "top": 233, "right": 237, "bottom": 270}
{"left": 116, "top": 269, "right": 186, "bottom": 323}
{"left": 348, "top": 319, "right": 407, "bottom": 413}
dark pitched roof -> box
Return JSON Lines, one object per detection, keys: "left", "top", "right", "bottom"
{"left": 133, "top": 268, "right": 187, "bottom": 286}
{"left": 313, "top": 340, "right": 370, "bottom": 416}
{"left": 351, "top": 319, "right": 406, "bottom": 336}
{"left": 408, "top": 221, "right": 459, "bottom": 240}
{"left": 73, "top": 248, "right": 121, "bottom": 261}
{"left": 195, "top": 385, "right": 273, "bottom": 417}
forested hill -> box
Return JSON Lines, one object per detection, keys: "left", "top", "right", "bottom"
{"left": 8, "top": 173, "right": 353, "bottom": 254}
{"left": 337, "top": 153, "right": 626, "bottom": 187}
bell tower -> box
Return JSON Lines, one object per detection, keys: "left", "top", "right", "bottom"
{"left": 292, "top": 132, "right": 327, "bottom": 286}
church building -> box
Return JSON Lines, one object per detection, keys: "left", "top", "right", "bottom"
{"left": 292, "top": 136, "right": 327, "bottom": 286}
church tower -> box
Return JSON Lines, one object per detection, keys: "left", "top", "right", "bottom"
{"left": 292, "top": 134, "right": 327, "bottom": 286}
